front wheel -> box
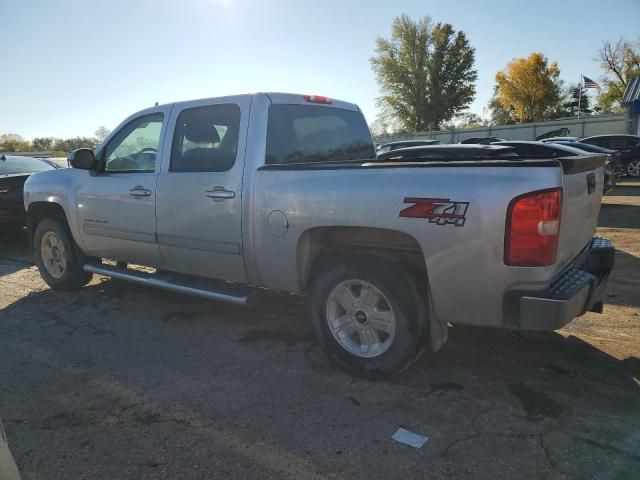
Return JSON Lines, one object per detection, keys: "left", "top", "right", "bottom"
{"left": 34, "top": 218, "right": 93, "bottom": 290}
{"left": 626, "top": 159, "right": 640, "bottom": 177}
{"left": 308, "top": 254, "right": 428, "bottom": 378}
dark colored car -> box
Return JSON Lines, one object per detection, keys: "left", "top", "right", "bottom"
{"left": 0, "top": 155, "right": 56, "bottom": 227}
{"left": 551, "top": 140, "right": 625, "bottom": 175}
{"left": 494, "top": 141, "right": 617, "bottom": 193}
{"left": 578, "top": 134, "right": 640, "bottom": 177}
{"left": 376, "top": 144, "right": 517, "bottom": 162}
{"left": 376, "top": 139, "right": 440, "bottom": 154}
{"left": 459, "top": 136, "right": 505, "bottom": 145}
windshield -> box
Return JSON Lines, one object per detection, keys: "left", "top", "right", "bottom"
{"left": 0, "top": 156, "right": 55, "bottom": 175}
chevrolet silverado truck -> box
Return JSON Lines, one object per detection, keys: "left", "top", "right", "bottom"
{"left": 23, "top": 93, "right": 614, "bottom": 377}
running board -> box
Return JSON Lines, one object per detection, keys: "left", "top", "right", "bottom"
{"left": 83, "top": 264, "right": 253, "bottom": 306}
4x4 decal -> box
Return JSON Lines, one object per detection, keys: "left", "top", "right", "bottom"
{"left": 399, "top": 198, "right": 469, "bottom": 226}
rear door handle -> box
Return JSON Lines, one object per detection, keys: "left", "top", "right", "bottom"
{"left": 129, "top": 186, "right": 151, "bottom": 197}
{"left": 206, "top": 187, "right": 235, "bottom": 200}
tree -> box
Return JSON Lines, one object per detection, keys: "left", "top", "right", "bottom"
{"left": 94, "top": 126, "right": 111, "bottom": 142}
{"left": 487, "top": 87, "right": 516, "bottom": 125}
{"left": 456, "top": 112, "right": 484, "bottom": 128}
{"left": 559, "top": 84, "right": 591, "bottom": 117}
{"left": 494, "top": 52, "right": 562, "bottom": 123}
{"left": 370, "top": 15, "right": 477, "bottom": 132}
{"left": 0, "top": 133, "right": 31, "bottom": 152}
{"left": 596, "top": 38, "right": 640, "bottom": 113}
{"left": 32, "top": 137, "right": 59, "bottom": 151}
{"left": 52, "top": 137, "right": 98, "bottom": 154}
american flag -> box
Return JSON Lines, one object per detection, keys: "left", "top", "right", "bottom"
{"left": 583, "top": 76, "right": 601, "bottom": 90}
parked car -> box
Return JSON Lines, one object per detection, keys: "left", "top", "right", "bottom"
{"left": 1, "top": 155, "right": 57, "bottom": 228}
{"left": 493, "top": 141, "right": 617, "bottom": 193}
{"left": 24, "top": 93, "right": 613, "bottom": 377}
{"left": 459, "top": 136, "right": 505, "bottom": 144}
{"left": 551, "top": 140, "right": 625, "bottom": 176}
{"left": 541, "top": 136, "right": 579, "bottom": 143}
{"left": 376, "top": 139, "right": 440, "bottom": 154}
{"left": 0, "top": 417, "right": 21, "bottom": 480}
{"left": 377, "top": 144, "right": 517, "bottom": 162}
{"left": 578, "top": 134, "right": 640, "bottom": 177}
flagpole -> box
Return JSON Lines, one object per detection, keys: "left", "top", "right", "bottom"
{"left": 577, "top": 75, "right": 582, "bottom": 119}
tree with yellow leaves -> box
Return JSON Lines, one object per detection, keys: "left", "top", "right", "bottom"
{"left": 494, "top": 52, "right": 562, "bottom": 123}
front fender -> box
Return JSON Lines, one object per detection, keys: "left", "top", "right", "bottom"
{"left": 24, "top": 169, "right": 85, "bottom": 250}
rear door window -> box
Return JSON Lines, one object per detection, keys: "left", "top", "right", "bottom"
{"left": 171, "top": 104, "right": 241, "bottom": 172}
{"left": 266, "top": 105, "right": 375, "bottom": 164}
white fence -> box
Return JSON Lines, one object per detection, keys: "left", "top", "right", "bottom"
{"left": 376, "top": 114, "right": 628, "bottom": 144}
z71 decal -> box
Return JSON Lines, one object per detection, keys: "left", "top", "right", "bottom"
{"left": 399, "top": 198, "right": 469, "bottom": 227}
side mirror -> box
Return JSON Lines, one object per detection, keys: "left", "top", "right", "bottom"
{"left": 68, "top": 148, "right": 96, "bottom": 170}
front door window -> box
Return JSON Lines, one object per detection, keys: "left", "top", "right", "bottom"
{"left": 104, "top": 113, "right": 164, "bottom": 172}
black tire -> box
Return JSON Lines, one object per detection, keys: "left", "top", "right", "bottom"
{"left": 34, "top": 217, "right": 93, "bottom": 291}
{"left": 308, "top": 253, "right": 429, "bottom": 378}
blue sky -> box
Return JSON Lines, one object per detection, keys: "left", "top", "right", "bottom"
{"left": 1, "top": 0, "right": 638, "bottom": 139}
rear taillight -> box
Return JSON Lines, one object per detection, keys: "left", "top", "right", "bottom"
{"left": 505, "top": 188, "right": 562, "bottom": 266}
{"left": 303, "top": 94, "right": 332, "bottom": 104}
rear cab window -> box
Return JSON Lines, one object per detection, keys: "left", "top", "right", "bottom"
{"left": 266, "top": 105, "right": 375, "bottom": 164}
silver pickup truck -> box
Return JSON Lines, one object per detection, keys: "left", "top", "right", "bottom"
{"left": 24, "top": 93, "right": 614, "bottom": 377}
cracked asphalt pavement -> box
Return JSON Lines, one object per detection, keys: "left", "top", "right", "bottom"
{"left": 1, "top": 181, "right": 639, "bottom": 479}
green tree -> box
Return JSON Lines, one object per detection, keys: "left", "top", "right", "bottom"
{"left": 495, "top": 52, "right": 562, "bottom": 123}
{"left": 370, "top": 15, "right": 477, "bottom": 132}
{"left": 32, "top": 137, "right": 59, "bottom": 151}
{"left": 53, "top": 137, "right": 98, "bottom": 154}
{"left": 559, "top": 84, "right": 591, "bottom": 117}
{"left": 456, "top": 112, "right": 484, "bottom": 128}
{"left": 596, "top": 38, "right": 640, "bottom": 113}
{"left": 0, "top": 133, "right": 31, "bottom": 152}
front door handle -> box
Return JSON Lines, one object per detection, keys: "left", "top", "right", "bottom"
{"left": 206, "top": 187, "right": 235, "bottom": 200}
{"left": 129, "top": 186, "right": 151, "bottom": 197}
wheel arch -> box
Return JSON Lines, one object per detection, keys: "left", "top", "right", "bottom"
{"left": 27, "top": 202, "right": 71, "bottom": 245}
{"left": 296, "top": 226, "right": 447, "bottom": 353}
{"left": 296, "top": 226, "right": 430, "bottom": 296}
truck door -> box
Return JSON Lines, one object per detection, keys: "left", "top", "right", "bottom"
{"left": 156, "top": 97, "right": 250, "bottom": 283}
{"left": 76, "top": 109, "right": 169, "bottom": 268}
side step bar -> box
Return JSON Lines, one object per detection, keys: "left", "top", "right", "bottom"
{"left": 83, "top": 264, "right": 253, "bottom": 306}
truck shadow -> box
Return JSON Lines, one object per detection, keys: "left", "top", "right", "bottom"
{"left": 2, "top": 278, "right": 639, "bottom": 478}
{"left": 605, "top": 249, "right": 640, "bottom": 308}
{"left": 605, "top": 183, "right": 640, "bottom": 197}
{"left": 598, "top": 204, "right": 640, "bottom": 229}
{"left": 0, "top": 228, "right": 32, "bottom": 277}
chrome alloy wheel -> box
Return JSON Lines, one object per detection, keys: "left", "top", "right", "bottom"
{"left": 627, "top": 159, "right": 640, "bottom": 177}
{"left": 40, "top": 231, "right": 67, "bottom": 279}
{"left": 325, "top": 279, "right": 396, "bottom": 358}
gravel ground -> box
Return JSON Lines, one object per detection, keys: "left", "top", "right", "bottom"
{"left": 0, "top": 181, "right": 638, "bottom": 480}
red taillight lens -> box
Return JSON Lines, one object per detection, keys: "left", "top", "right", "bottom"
{"left": 303, "top": 94, "right": 332, "bottom": 104}
{"left": 505, "top": 188, "right": 562, "bottom": 266}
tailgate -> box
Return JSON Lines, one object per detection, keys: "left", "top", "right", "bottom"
{"left": 556, "top": 155, "right": 606, "bottom": 267}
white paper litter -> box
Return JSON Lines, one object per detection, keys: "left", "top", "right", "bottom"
{"left": 391, "top": 428, "right": 428, "bottom": 448}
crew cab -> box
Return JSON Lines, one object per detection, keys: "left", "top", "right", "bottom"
{"left": 24, "top": 93, "right": 614, "bottom": 377}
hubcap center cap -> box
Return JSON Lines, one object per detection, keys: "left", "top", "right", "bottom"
{"left": 354, "top": 310, "right": 369, "bottom": 326}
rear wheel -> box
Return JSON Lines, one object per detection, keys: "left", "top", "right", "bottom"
{"left": 308, "top": 254, "right": 428, "bottom": 378}
{"left": 626, "top": 159, "right": 640, "bottom": 177}
{"left": 34, "top": 218, "right": 93, "bottom": 290}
